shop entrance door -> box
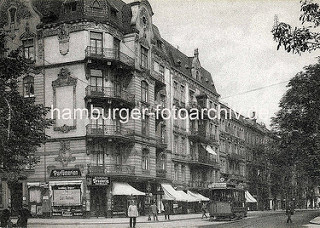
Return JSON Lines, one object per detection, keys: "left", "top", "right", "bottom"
{"left": 91, "top": 187, "right": 106, "bottom": 217}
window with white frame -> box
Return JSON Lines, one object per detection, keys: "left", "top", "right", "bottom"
{"left": 22, "top": 39, "right": 34, "bottom": 60}
{"left": 142, "top": 148, "right": 149, "bottom": 170}
{"left": 23, "top": 76, "right": 35, "bottom": 97}
{"left": 141, "top": 80, "right": 148, "bottom": 102}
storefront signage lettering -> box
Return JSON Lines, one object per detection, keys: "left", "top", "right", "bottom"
{"left": 87, "top": 176, "right": 110, "bottom": 186}
{"left": 50, "top": 169, "right": 81, "bottom": 177}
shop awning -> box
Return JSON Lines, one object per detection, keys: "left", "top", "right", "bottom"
{"left": 112, "top": 182, "right": 145, "bottom": 196}
{"left": 206, "top": 145, "right": 217, "bottom": 156}
{"left": 201, "top": 144, "right": 217, "bottom": 156}
{"left": 161, "top": 183, "right": 187, "bottom": 201}
{"left": 187, "top": 190, "right": 210, "bottom": 201}
{"left": 177, "top": 190, "right": 199, "bottom": 202}
{"left": 245, "top": 191, "right": 257, "bottom": 203}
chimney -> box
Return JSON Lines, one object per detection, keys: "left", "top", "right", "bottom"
{"left": 194, "top": 48, "right": 199, "bottom": 57}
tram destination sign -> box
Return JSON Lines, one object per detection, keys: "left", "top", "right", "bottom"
{"left": 50, "top": 168, "right": 81, "bottom": 178}
{"left": 87, "top": 176, "right": 110, "bottom": 186}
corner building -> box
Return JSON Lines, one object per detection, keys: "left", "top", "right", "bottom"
{"left": 0, "top": 0, "right": 273, "bottom": 217}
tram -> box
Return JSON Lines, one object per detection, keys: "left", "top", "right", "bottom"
{"left": 207, "top": 182, "right": 246, "bottom": 220}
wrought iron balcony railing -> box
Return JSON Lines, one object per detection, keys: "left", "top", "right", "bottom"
{"left": 85, "top": 86, "right": 135, "bottom": 105}
{"left": 85, "top": 46, "right": 135, "bottom": 67}
{"left": 156, "top": 169, "right": 167, "bottom": 178}
{"left": 86, "top": 124, "right": 134, "bottom": 138}
{"left": 88, "top": 164, "right": 135, "bottom": 175}
{"left": 150, "top": 70, "right": 165, "bottom": 84}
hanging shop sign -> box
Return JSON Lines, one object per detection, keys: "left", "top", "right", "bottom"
{"left": 50, "top": 168, "right": 81, "bottom": 178}
{"left": 87, "top": 176, "right": 110, "bottom": 186}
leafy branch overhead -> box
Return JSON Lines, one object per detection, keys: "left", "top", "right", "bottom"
{"left": 272, "top": 0, "right": 320, "bottom": 53}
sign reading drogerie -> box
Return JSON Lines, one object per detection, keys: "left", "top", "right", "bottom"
{"left": 50, "top": 168, "right": 81, "bottom": 178}
{"left": 87, "top": 176, "right": 110, "bottom": 186}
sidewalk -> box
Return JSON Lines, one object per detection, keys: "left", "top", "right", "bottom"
{"left": 16, "top": 213, "right": 206, "bottom": 225}
{"left": 9, "top": 209, "right": 317, "bottom": 226}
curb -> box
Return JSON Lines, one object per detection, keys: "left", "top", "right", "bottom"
{"left": 27, "top": 215, "right": 203, "bottom": 225}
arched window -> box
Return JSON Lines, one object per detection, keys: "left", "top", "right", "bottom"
{"left": 23, "top": 76, "right": 34, "bottom": 97}
{"left": 141, "top": 80, "right": 148, "bottom": 102}
{"left": 142, "top": 148, "right": 149, "bottom": 170}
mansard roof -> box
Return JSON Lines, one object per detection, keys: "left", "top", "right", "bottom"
{"left": 162, "top": 39, "right": 219, "bottom": 97}
{"left": 32, "top": 0, "right": 127, "bottom": 30}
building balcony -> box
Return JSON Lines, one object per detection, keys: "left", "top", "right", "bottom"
{"left": 156, "top": 169, "right": 167, "bottom": 178}
{"left": 188, "top": 180, "right": 210, "bottom": 189}
{"left": 86, "top": 124, "right": 134, "bottom": 143}
{"left": 189, "top": 129, "right": 217, "bottom": 144}
{"left": 87, "top": 164, "right": 135, "bottom": 176}
{"left": 155, "top": 135, "right": 167, "bottom": 149}
{"left": 85, "top": 46, "right": 135, "bottom": 68}
{"left": 228, "top": 173, "right": 246, "bottom": 182}
{"left": 85, "top": 86, "right": 135, "bottom": 108}
{"left": 227, "top": 152, "right": 245, "bottom": 161}
{"left": 189, "top": 154, "right": 220, "bottom": 169}
{"left": 172, "top": 153, "right": 191, "bottom": 163}
{"left": 150, "top": 70, "right": 165, "bottom": 85}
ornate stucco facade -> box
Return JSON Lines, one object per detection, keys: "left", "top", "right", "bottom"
{"left": 0, "top": 0, "right": 272, "bottom": 217}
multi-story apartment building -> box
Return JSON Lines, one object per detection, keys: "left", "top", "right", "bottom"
{"left": 0, "top": 0, "right": 273, "bottom": 217}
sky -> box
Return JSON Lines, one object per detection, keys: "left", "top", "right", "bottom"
{"left": 126, "top": 0, "right": 320, "bottom": 127}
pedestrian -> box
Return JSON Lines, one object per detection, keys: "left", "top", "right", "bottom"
{"left": 286, "top": 203, "right": 294, "bottom": 224}
{"left": 201, "top": 202, "right": 208, "bottom": 219}
{"left": 1, "top": 208, "right": 12, "bottom": 228}
{"left": 16, "top": 205, "right": 31, "bottom": 228}
{"left": 164, "top": 201, "right": 171, "bottom": 220}
{"left": 150, "top": 202, "right": 158, "bottom": 221}
{"left": 128, "top": 200, "right": 138, "bottom": 228}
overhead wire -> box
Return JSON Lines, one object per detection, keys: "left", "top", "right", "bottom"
{"left": 220, "top": 80, "right": 290, "bottom": 100}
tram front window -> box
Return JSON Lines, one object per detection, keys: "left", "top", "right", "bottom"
{"left": 211, "top": 189, "right": 233, "bottom": 202}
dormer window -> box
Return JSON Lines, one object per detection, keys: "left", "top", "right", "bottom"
{"left": 8, "top": 7, "right": 17, "bottom": 24}
{"left": 111, "top": 8, "right": 117, "bottom": 18}
{"left": 65, "top": 2, "right": 77, "bottom": 13}
{"left": 92, "top": 0, "right": 101, "bottom": 9}
{"left": 157, "top": 40, "right": 162, "bottom": 49}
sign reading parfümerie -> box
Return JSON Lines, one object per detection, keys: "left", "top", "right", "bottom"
{"left": 87, "top": 176, "right": 110, "bottom": 186}
{"left": 50, "top": 168, "right": 81, "bottom": 178}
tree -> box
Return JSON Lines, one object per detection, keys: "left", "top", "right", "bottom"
{"left": 0, "top": 32, "right": 53, "bottom": 177}
{"left": 272, "top": 0, "right": 320, "bottom": 54}
{"left": 270, "top": 62, "right": 320, "bottom": 207}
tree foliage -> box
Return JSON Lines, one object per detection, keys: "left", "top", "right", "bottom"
{"left": 271, "top": 63, "right": 320, "bottom": 178}
{"left": 272, "top": 0, "right": 320, "bottom": 53}
{"left": 0, "top": 33, "right": 53, "bottom": 175}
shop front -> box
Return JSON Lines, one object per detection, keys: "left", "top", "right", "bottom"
{"left": 111, "top": 182, "right": 145, "bottom": 217}
{"left": 27, "top": 182, "right": 50, "bottom": 217}
{"left": 161, "top": 183, "right": 198, "bottom": 214}
{"left": 86, "top": 176, "right": 111, "bottom": 217}
{"left": 48, "top": 168, "right": 84, "bottom": 217}
{"left": 49, "top": 180, "right": 84, "bottom": 216}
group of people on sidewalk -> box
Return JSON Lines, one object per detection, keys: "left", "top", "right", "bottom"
{"left": 127, "top": 200, "right": 172, "bottom": 228}
{"left": 0, "top": 205, "right": 31, "bottom": 228}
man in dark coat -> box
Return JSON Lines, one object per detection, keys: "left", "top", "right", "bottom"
{"left": 164, "top": 201, "right": 171, "bottom": 220}
{"left": 17, "top": 205, "right": 31, "bottom": 228}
